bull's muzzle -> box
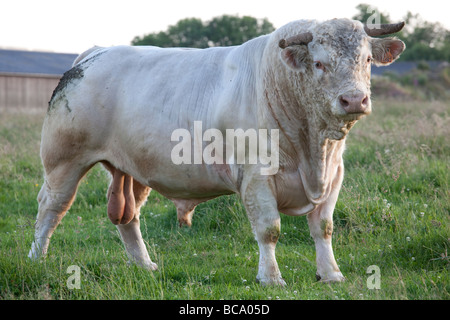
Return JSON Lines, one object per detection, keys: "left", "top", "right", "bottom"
{"left": 338, "top": 92, "right": 371, "bottom": 115}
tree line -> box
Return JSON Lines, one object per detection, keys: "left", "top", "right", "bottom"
{"left": 132, "top": 15, "right": 274, "bottom": 48}
{"left": 132, "top": 3, "right": 450, "bottom": 61}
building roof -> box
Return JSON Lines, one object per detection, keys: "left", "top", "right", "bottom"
{"left": 372, "top": 61, "right": 446, "bottom": 76}
{"left": 0, "top": 49, "right": 78, "bottom": 76}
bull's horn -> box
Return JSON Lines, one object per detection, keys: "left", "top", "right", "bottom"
{"left": 279, "top": 32, "right": 313, "bottom": 49}
{"left": 364, "top": 21, "right": 405, "bottom": 37}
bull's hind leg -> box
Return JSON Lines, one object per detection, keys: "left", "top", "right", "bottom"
{"left": 29, "top": 162, "right": 91, "bottom": 260}
{"left": 116, "top": 180, "right": 157, "bottom": 270}
{"left": 172, "top": 199, "right": 197, "bottom": 227}
{"left": 103, "top": 163, "right": 157, "bottom": 270}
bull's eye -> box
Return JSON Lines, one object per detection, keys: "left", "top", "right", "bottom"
{"left": 314, "top": 61, "right": 325, "bottom": 71}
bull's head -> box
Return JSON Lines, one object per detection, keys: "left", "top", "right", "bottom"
{"left": 278, "top": 19, "right": 405, "bottom": 123}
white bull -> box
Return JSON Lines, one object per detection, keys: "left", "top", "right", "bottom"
{"left": 29, "top": 18, "right": 405, "bottom": 285}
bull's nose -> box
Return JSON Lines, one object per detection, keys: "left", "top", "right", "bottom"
{"left": 339, "top": 92, "right": 370, "bottom": 114}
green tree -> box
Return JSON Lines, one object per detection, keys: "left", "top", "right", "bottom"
{"left": 131, "top": 15, "right": 275, "bottom": 48}
{"left": 132, "top": 18, "right": 207, "bottom": 48}
{"left": 400, "top": 12, "right": 450, "bottom": 61}
{"left": 353, "top": 3, "right": 450, "bottom": 61}
{"left": 206, "top": 15, "right": 274, "bottom": 47}
{"left": 403, "top": 12, "right": 448, "bottom": 48}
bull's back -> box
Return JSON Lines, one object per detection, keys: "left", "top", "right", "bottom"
{"left": 46, "top": 45, "right": 243, "bottom": 198}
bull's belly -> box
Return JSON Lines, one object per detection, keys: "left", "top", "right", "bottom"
{"left": 145, "top": 165, "right": 237, "bottom": 200}
{"left": 114, "top": 151, "right": 237, "bottom": 200}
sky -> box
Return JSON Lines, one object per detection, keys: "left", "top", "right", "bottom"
{"left": 1, "top": 0, "right": 448, "bottom": 54}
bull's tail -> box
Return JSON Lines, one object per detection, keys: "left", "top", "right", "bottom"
{"left": 72, "top": 46, "right": 105, "bottom": 67}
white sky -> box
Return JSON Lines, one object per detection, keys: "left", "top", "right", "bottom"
{"left": 1, "top": 0, "right": 448, "bottom": 54}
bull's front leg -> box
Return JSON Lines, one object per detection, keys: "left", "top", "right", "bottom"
{"left": 306, "top": 166, "right": 345, "bottom": 282}
{"left": 241, "top": 174, "right": 285, "bottom": 286}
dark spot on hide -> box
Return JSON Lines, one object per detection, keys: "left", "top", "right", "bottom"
{"left": 320, "top": 219, "right": 333, "bottom": 239}
{"left": 264, "top": 226, "right": 280, "bottom": 244}
{"left": 48, "top": 50, "right": 106, "bottom": 113}
{"left": 64, "top": 99, "right": 72, "bottom": 113}
{"left": 236, "top": 167, "right": 244, "bottom": 192}
{"left": 48, "top": 65, "right": 84, "bottom": 111}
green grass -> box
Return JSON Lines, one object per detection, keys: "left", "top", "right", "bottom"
{"left": 0, "top": 100, "right": 448, "bottom": 300}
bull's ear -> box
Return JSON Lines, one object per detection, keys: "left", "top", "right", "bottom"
{"left": 280, "top": 46, "right": 310, "bottom": 71}
{"left": 371, "top": 37, "right": 406, "bottom": 66}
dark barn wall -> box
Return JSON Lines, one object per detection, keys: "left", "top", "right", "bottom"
{"left": 0, "top": 73, "right": 60, "bottom": 109}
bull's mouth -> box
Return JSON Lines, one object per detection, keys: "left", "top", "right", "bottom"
{"left": 339, "top": 111, "right": 371, "bottom": 122}
{"left": 328, "top": 112, "right": 369, "bottom": 140}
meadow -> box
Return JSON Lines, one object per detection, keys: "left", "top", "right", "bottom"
{"left": 0, "top": 99, "right": 448, "bottom": 300}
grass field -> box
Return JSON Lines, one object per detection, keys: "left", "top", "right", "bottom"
{"left": 0, "top": 99, "right": 448, "bottom": 300}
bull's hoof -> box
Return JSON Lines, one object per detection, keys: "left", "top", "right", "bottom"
{"left": 129, "top": 260, "right": 158, "bottom": 271}
{"left": 316, "top": 271, "right": 345, "bottom": 283}
{"left": 146, "top": 262, "right": 158, "bottom": 271}
{"left": 178, "top": 217, "right": 192, "bottom": 228}
{"left": 256, "top": 276, "right": 286, "bottom": 287}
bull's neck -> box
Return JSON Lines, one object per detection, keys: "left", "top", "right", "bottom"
{"left": 260, "top": 82, "right": 348, "bottom": 204}
{"left": 296, "top": 120, "right": 347, "bottom": 204}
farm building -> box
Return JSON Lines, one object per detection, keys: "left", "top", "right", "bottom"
{"left": 0, "top": 49, "right": 77, "bottom": 110}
